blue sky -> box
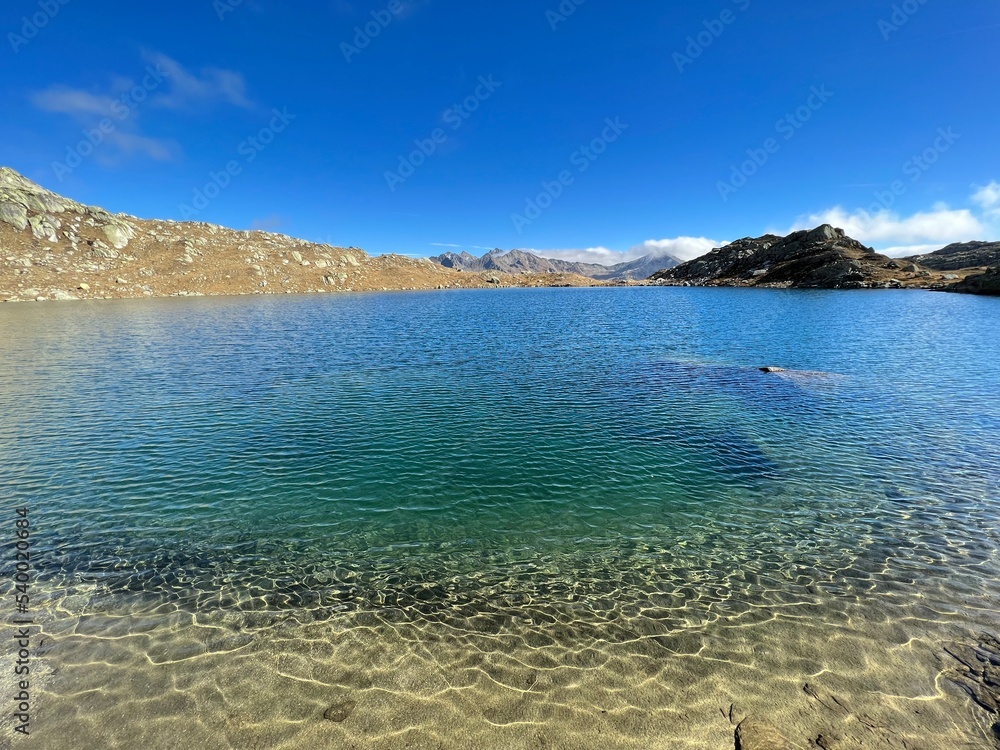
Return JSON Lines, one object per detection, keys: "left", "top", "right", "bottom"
{"left": 4, "top": 0, "right": 998, "bottom": 262}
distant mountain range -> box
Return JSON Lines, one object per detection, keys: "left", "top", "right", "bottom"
{"left": 429, "top": 248, "right": 681, "bottom": 281}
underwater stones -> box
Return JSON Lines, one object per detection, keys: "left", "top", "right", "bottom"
{"left": 735, "top": 717, "right": 795, "bottom": 750}
{"left": 813, "top": 734, "right": 842, "bottom": 749}
{"left": 759, "top": 367, "right": 787, "bottom": 373}
{"left": 322, "top": 699, "right": 356, "bottom": 723}
{"left": 946, "top": 635, "right": 1000, "bottom": 714}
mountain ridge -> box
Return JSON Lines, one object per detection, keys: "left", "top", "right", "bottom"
{"left": 904, "top": 241, "right": 1000, "bottom": 271}
{"left": 649, "top": 225, "right": 986, "bottom": 291}
{"left": 0, "top": 167, "right": 601, "bottom": 302}
{"left": 429, "top": 247, "right": 682, "bottom": 281}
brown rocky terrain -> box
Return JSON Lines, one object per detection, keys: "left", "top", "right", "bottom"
{"left": 648, "top": 225, "right": 985, "bottom": 291}
{"left": 0, "top": 167, "right": 599, "bottom": 303}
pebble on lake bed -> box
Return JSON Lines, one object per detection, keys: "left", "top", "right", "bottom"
{"left": 323, "top": 699, "right": 357, "bottom": 723}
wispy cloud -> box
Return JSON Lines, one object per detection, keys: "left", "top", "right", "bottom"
{"left": 32, "top": 87, "right": 115, "bottom": 118}
{"left": 141, "top": 51, "right": 253, "bottom": 110}
{"left": 31, "top": 53, "right": 254, "bottom": 168}
{"left": 250, "top": 214, "right": 285, "bottom": 231}
{"left": 31, "top": 85, "right": 178, "bottom": 164}
{"left": 430, "top": 242, "right": 494, "bottom": 250}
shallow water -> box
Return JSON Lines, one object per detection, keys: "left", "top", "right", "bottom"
{"left": 1, "top": 287, "right": 999, "bottom": 748}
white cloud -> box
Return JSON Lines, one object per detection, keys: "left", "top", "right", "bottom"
{"left": 788, "top": 206, "right": 985, "bottom": 251}
{"left": 628, "top": 237, "right": 720, "bottom": 262}
{"left": 523, "top": 246, "right": 628, "bottom": 265}
{"left": 878, "top": 244, "right": 947, "bottom": 258}
{"left": 523, "top": 237, "right": 721, "bottom": 266}
{"left": 784, "top": 183, "right": 999, "bottom": 256}
{"left": 972, "top": 181, "right": 1000, "bottom": 216}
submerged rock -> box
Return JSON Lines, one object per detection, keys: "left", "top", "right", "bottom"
{"left": 945, "top": 635, "right": 1000, "bottom": 715}
{"left": 759, "top": 367, "right": 787, "bottom": 373}
{"left": 735, "top": 717, "right": 795, "bottom": 750}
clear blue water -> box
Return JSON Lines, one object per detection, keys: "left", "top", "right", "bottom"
{"left": 1, "top": 287, "right": 999, "bottom": 748}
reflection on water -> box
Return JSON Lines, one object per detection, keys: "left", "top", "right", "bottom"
{"left": 1, "top": 288, "right": 999, "bottom": 748}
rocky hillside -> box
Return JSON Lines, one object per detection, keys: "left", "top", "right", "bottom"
{"left": 905, "top": 241, "right": 1000, "bottom": 271}
{"left": 0, "top": 168, "right": 598, "bottom": 302}
{"left": 431, "top": 248, "right": 681, "bottom": 281}
{"left": 649, "top": 225, "right": 972, "bottom": 290}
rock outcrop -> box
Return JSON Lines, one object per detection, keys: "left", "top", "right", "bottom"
{"left": 1, "top": 166, "right": 140, "bottom": 253}
{"left": 0, "top": 167, "right": 600, "bottom": 302}
{"left": 906, "top": 241, "right": 1000, "bottom": 271}
{"left": 649, "top": 225, "right": 969, "bottom": 290}
{"left": 950, "top": 266, "right": 1000, "bottom": 296}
